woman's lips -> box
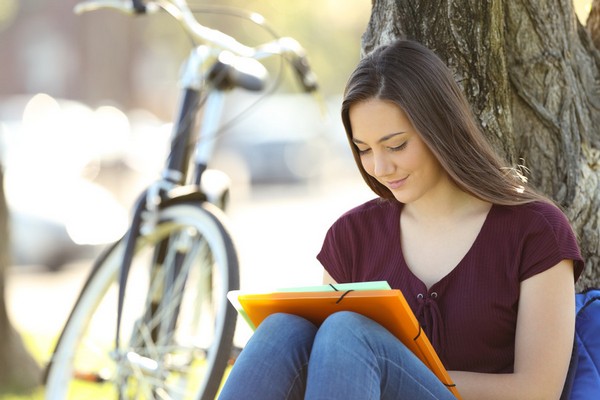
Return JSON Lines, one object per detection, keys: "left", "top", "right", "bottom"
{"left": 386, "top": 176, "right": 408, "bottom": 190}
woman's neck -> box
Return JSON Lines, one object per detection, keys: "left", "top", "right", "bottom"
{"left": 402, "top": 183, "right": 491, "bottom": 226}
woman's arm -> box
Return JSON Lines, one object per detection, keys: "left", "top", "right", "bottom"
{"left": 449, "top": 259, "right": 575, "bottom": 400}
{"left": 323, "top": 270, "right": 337, "bottom": 285}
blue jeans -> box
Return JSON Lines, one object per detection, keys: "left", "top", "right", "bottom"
{"left": 218, "top": 311, "right": 456, "bottom": 400}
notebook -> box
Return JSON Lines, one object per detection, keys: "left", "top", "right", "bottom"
{"left": 228, "top": 282, "right": 461, "bottom": 399}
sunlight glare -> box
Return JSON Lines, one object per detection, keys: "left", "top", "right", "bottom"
{"left": 22, "top": 93, "right": 60, "bottom": 129}
{"left": 574, "top": 0, "right": 592, "bottom": 24}
{"left": 249, "top": 12, "right": 265, "bottom": 26}
{"left": 89, "top": 105, "right": 131, "bottom": 160}
{"left": 65, "top": 181, "right": 129, "bottom": 245}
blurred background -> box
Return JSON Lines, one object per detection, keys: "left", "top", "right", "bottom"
{"left": 0, "top": 0, "right": 376, "bottom": 353}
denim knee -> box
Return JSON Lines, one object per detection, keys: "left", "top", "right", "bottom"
{"left": 258, "top": 313, "right": 317, "bottom": 341}
{"left": 311, "top": 311, "right": 416, "bottom": 364}
{"left": 248, "top": 313, "right": 318, "bottom": 360}
{"left": 317, "top": 311, "right": 366, "bottom": 338}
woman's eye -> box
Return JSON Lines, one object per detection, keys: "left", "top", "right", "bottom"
{"left": 357, "top": 148, "right": 371, "bottom": 155}
{"left": 390, "top": 142, "right": 408, "bottom": 152}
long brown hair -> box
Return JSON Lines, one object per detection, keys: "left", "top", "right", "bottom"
{"left": 341, "top": 39, "right": 549, "bottom": 205}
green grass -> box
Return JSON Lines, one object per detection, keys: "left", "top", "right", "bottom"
{"left": 0, "top": 388, "right": 44, "bottom": 400}
{"left": 0, "top": 331, "right": 114, "bottom": 399}
{"left": 0, "top": 390, "right": 43, "bottom": 400}
{"left": 2, "top": 330, "right": 233, "bottom": 399}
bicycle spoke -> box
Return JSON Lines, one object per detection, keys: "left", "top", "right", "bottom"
{"left": 46, "top": 203, "right": 239, "bottom": 399}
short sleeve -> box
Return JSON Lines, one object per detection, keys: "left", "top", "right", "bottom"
{"left": 518, "top": 202, "right": 584, "bottom": 282}
{"left": 316, "top": 198, "right": 403, "bottom": 285}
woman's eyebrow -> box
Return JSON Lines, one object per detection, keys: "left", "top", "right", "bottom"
{"left": 352, "top": 131, "right": 407, "bottom": 145}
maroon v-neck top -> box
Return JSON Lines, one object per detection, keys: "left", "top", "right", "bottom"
{"left": 317, "top": 198, "right": 584, "bottom": 373}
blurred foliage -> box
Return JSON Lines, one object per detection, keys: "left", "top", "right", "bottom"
{"left": 136, "top": 0, "right": 371, "bottom": 97}
{"left": 0, "top": 0, "right": 18, "bottom": 32}
{"left": 0, "top": 0, "right": 371, "bottom": 120}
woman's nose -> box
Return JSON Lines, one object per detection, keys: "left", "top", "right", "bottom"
{"left": 373, "top": 152, "right": 394, "bottom": 178}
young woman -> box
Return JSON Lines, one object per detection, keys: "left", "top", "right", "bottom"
{"left": 218, "top": 39, "right": 584, "bottom": 400}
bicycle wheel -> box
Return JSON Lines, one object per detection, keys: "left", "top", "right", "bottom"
{"left": 45, "top": 201, "right": 240, "bottom": 400}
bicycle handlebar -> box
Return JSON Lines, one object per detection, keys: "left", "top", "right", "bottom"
{"left": 74, "top": 0, "right": 318, "bottom": 92}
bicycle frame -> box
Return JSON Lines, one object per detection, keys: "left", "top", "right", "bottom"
{"left": 114, "top": 43, "right": 265, "bottom": 353}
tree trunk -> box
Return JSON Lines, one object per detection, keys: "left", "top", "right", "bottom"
{"left": 363, "top": 0, "right": 600, "bottom": 291}
{"left": 0, "top": 166, "right": 42, "bottom": 393}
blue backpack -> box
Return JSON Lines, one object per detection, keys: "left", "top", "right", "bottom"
{"left": 569, "top": 288, "right": 600, "bottom": 399}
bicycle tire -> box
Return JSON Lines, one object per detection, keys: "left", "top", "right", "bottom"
{"left": 45, "top": 201, "right": 240, "bottom": 400}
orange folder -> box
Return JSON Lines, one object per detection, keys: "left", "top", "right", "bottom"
{"left": 234, "top": 288, "right": 461, "bottom": 399}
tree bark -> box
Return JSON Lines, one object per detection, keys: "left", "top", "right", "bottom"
{"left": 0, "top": 166, "right": 42, "bottom": 393}
{"left": 587, "top": 0, "right": 600, "bottom": 49}
{"left": 363, "top": 0, "right": 600, "bottom": 290}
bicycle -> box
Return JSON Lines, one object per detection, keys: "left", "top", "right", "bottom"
{"left": 43, "top": 1, "right": 318, "bottom": 399}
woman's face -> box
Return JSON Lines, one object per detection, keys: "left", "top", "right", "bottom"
{"left": 349, "top": 99, "right": 447, "bottom": 204}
